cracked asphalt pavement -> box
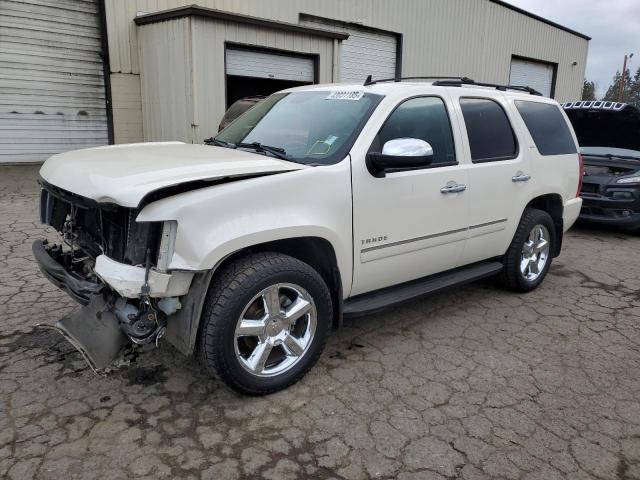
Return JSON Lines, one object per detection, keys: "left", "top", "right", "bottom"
{"left": 2, "top": 165, "right": 640, "bottom": 480}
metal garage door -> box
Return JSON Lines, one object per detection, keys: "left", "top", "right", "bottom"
{"left": 300, "top": 16, "right": 397, "bottom": 83}
{"left": 509, "top": 57, "right": 555, "bottom": 97}
{"left": 0, "top": 0, "right": 108, "bottom": 163}
{"left": 225, "top": 48, "right": 314, "bottom": 82}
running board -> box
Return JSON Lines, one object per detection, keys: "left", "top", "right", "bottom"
{"left": 343, "top": 261, "right": 503, "bottom": 317}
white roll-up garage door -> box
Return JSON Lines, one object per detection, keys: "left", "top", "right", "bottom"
{"left": 300, "top": 17, "right": 397, "bottom": 83}
{"left": 225, "top": 48, "right": 315, "bottom": 82}
{"left": 509, "top": 57, "right": 555, "bottom": 98}
{"left": 0, "top": 0, "right": 108, "bottom": 163}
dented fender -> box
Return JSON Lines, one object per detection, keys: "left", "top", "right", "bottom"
{"left": 137, "top": 161, "right": 354, "bottom": 297}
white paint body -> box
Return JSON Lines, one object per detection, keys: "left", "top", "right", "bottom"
{"left": 40, "top": 141, "right": 305, "bottom": 207}
{"left": 39, "top": 82, "right": 582, "bottom": 301}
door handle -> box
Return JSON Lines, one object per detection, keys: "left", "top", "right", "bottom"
{"left": 512, "top": 172, "right": 531, "bottom": 182}
{"left": 440, "top": 183, "right": 467, "bottom": 194}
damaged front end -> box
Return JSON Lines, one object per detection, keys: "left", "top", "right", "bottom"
{"left": 34, "top": 180, "right": 192, "bottom": 372}
{"left": 579, "top": 156, "right": 640, "bottom": 228}
{"left": 562, "top": 101, "right": 640, "bottom": 229}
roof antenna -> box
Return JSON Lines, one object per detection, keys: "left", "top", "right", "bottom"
{"left": 363, "top": 75, "right": 373, "bottom": 86}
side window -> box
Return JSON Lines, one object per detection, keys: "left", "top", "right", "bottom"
{"left": 515, "top": 101, "right": 577, "bottom": 156}
{"left": 372, "top": 97, "right": 456, "bottom": 166}
{"left": 459, "top": 98, "right": 518, "bottom": 162}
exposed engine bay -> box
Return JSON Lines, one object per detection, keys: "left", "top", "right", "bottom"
{"left": 582, "top": 159, "right": 639, "bottom": 177}
{"left": 35, "top": 179, "right": 186, "bottom": 371}
{"left": 562, "top": 102, "right": 640, "bottom": 229}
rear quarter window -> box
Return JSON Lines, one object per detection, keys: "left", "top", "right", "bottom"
{"left": 515, "top": 101, "right": 577, "bottom": 156}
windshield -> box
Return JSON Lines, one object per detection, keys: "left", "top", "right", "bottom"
{"left": 215, "top": 90, "right": 383, "bottom": 165}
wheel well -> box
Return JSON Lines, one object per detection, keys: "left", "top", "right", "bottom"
{"left": 214, "top": 237, "right": 343, "bottom": 329}
{"left": 525, "top": 194, "right": 563, "bottom": 257}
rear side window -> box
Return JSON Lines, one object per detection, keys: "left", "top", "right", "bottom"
{"left": 515, "top": 101, "right": 577, "bottom": 156}
{"left": 460, "top": 98, "right": 518, "bottom": 162}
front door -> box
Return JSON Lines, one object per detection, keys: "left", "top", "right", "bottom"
{"left": 351, "top": 95, "right": 470, "bottom": 296}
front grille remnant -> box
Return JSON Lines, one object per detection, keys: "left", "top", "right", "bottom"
{"left": 39, "top": 181, "right": 160, "bottom": 266}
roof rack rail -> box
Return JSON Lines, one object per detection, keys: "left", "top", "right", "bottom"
{"left": 363, "top": 75, "right": 474, "bottom": 86}
{"left": 362, "top": 75, "right": 542, "bottom": 96}
{"left": 431, "top": 77, "right": 542, "bottom": 96}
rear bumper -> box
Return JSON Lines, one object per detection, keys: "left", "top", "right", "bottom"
{"left": 32, "top": 240, "right": 103, "bottom": 305}
{"left": 563, "top": 197, "right": 582, "bottom": 231}
{"left": 579, "top": 192, "right": 640, "bottom": 229}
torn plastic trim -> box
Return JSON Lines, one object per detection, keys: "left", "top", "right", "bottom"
{"left": 32, "top": 239, "right": 103, "bottom": 305}
{"left": 94, "top": 254, "right": 195, "bottom": 298}
{"left": 42, "top": 294, "right": 129, "bottom": 373}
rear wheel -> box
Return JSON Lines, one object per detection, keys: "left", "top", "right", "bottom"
{"left": 198, "top": 252, "right": 332, "bottom": 395}
{"left": 500, "top": 208, "right": 555, "bottom": 292}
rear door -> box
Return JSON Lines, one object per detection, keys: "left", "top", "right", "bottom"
{"left": 449, "top": 93, "right": 533, "bottom": 264}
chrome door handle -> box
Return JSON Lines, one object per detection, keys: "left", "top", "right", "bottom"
{"left": 440, "top": 183, "right": 467, "bottom": 194}
{"left": 512, "top": 172, "right": 531, "bottom": 182}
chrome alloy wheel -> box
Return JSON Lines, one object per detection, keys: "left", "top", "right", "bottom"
{"left": 234, "top": 283, "right": 317, "bottom": 377}
{"left": 520, "top": 224, "right": 550, "bottom": 282}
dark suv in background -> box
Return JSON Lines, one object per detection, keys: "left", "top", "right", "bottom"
{"left": 562, "top": 101, "right": 640, "bottom": 231}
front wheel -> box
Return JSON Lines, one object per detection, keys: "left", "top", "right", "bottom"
{"left": 500, "top": 208, "right": 556, "bottom": 292}
{"left": 198, "top": 252, "right": 332, "bottom": 395}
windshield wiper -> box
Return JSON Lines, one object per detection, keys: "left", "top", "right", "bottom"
{"left": 236, "top": 142, "right": 289, "bottom": 160}
{"left": 204, "top": 137, "right": 236, "bottom": 148}
{"left": 583, "top": 153, "right": 640, "bottom": 161}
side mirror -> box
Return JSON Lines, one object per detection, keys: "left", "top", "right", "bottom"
{"left": 366, "top": 138, "right": 434, "bottom": 178}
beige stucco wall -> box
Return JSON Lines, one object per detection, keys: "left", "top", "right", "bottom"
{"left": 106, "top": 0, "right": 589, "bottom": 143}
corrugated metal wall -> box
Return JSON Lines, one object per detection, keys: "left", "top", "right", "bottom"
{"left": 225, "top": 48, "right": 315, "bottom": 81}
{"left": 138, "top": 18, "right": 193, "bottom": 142}
{"left": 108, "top": 0, "right": 589, "bottom": 143}
{"left": 300, "top": 16, "right": 397, "bottom": 83}
{"left": 510, "top": 58, "right": 554, "bottom": 97}
{"left": 138, "top": 16, "right": 337, "bottom": 142}
{"left": 0, "top": 0, "right": 108, "bottom": 163}
{"left": 110, "top": 73, "right": 143, "bottom": 143}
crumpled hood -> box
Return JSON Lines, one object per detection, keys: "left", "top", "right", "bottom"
{"left": 39, "top": 142, "right": 306, "bottom": 207}
{"left": 563, "top": 104, "right": 640, "bottom": 152}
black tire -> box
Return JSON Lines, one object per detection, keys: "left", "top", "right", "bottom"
{"left": 500, "top": 208, "right": 556, "bottom": 292}
{"left": 198, "top": 252, "right": 332, "bottom": 395}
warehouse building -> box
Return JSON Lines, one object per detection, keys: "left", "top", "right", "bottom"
{"left": 0, "top": 0, "right": 590, "bottom": 163}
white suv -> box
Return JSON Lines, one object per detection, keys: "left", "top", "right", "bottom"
{"left": 34, "top": 77, "right": 583, "bottom": 394}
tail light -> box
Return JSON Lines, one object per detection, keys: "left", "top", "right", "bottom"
{"left": 576, "top": 153, "right": 584, "bottom": 197}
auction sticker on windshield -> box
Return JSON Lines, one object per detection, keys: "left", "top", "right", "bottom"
{"left": 326, "top": 90, "right": 364, "bottom": 101}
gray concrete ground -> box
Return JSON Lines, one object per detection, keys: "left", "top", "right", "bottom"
{"left": 1, "top": 165, "right": 640, "bottom": 480}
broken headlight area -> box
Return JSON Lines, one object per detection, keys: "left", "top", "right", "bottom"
{"left": 39, "top": 180, "right": 162, "bottom": 265}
